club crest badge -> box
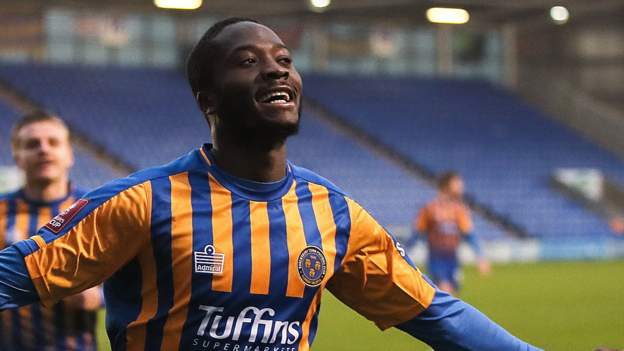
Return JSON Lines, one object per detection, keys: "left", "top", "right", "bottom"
{"left": 297, "top": 246, "right": 327, "bottom": 287}
{"left": 194, "top": 245, "right": 225, "bottom": 274}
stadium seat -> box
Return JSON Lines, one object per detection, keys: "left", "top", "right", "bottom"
{"left": 303, "top": 74, "right": 621, "bottom": 238}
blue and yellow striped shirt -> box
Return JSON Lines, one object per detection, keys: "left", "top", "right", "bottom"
{"left": 13, "top": 144, "right": 437, "bottom": 351}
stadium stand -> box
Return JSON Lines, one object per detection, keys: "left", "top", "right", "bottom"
{"left": 290, "top": 113, "right": 505, "bottom": 239}
{"left": 0, "top": 63, "right": 505, "bottom": 238}
{"left": 303, "top": 74, "right": 624, "bottom": 239}
{"left": 0, "top": 63, "right": 206, "bottom": 170}
{"left": 0, "top": 99, "right": 118, "bottom": 190}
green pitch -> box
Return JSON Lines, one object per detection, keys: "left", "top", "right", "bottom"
{"left": 96, "top": 260, "right": 624, "bottom": 351}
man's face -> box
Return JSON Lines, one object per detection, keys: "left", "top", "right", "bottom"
{"left": 446, "top": 177, "right": 464, "bottom": 198}
{"left": 13, "top": 120, "right": 74, "bottom": 184}
{"left": 208, "top": 22, "right": 303, "bottom": 142}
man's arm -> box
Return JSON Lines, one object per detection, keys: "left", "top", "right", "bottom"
{"left": 62, "top": 286, "right": 104, "bottom": 311}
{"left": 405, "top": 229, "right": 424, "bottom": 248}
{"left": 397, "top": 286, "right": 539, "bottom": 351}
{"left": 0, "top": 247, "right": 104, "bottom": 310}
{"left": 0, "top": 179, "right": 151, "bottom": 309}
{"left": 463, "top": 233, "right": 484, "bottom": 257}
{"left": 328, "top": 198, "right": 541, "bottom": 351}
{"left": 0, "top": 246, "right": 38, "bottom": 308}
{"left": 463, "top": 233, "right": 491, "bottom": 275}
{"left": 459, "top": 206, "right": 491, "bottom": 275}
{"left": 405, "top": 206, "right": 429, "bottom": 248}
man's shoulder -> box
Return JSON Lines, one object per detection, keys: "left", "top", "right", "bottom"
{"left": 70, "top": 187, "right": 88, "bottom": 199}
{"left": 289, "top": 163, "right": 348, "bottom": 197}
{"left": 0, "top": 189, "right": 20, "bottom": 203}
{"left": 421, "top": 198, "right": 436, "bottom": 210}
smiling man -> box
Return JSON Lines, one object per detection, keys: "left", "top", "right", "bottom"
{"left": 0, "top": 18, "right": 542, "bottom": 351}
{"left": 0, "top": 112, "right": 102, "bottom": 351}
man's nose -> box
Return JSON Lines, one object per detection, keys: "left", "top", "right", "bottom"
{"left": 261, "top": 60, "right": 289, "bottom": 81}
{"left": 38, "top": 140, "right": 52, "bottom": 154}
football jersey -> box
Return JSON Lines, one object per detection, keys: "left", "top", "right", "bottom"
{"left": 0, "top": 187, "right": 98, "bottom": 351}
{"left": 416, "top": 197, "right": 473, "bottom": 257}
{"left": 15, "top": 145, "right": 436, "bottom": 351}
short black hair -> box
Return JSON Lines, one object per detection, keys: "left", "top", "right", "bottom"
{"left": 11, "top": 110, "right": 69, "bottom": 148}
{"left": 186, "top": 17, "right": 259, "bottom": 100}
{"left": 437, "top": 171, "right": 460, "bottom": 189}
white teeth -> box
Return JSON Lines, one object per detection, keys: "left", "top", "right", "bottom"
{"left": 261, "top": 90, "right": 291, "bottom": 103}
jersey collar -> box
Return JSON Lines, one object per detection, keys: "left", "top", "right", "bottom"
{"left": 199, "top": 144, "right": 294, "bottom": 202}
{"left": 17, "top": 183, "right": 74, "bottom": 207}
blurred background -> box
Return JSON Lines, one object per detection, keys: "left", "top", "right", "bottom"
{"left": 0, "top": 0, "right": 622, "bottom": 350}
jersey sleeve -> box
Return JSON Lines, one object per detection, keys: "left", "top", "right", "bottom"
{"left": 0, "top": 245, "right": 38, "bottom": 309}
{"left": 327, "top": 198, "right": 436, "bottom": 330}
{"left": 457, "top": 204, "right": 473, "bottom": 234}
{"left": 327, "top": 200, "right": 542, "bottom": 350}
{"left": 13, "top": 180, "right": 152, "bottom": 308}
{"left": 397, "top": 288, "right": 543, "bottom": 351}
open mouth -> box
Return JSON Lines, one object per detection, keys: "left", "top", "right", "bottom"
{"left": 256, "top": 86, "right": 295, "bottom": 105}
{"left": 37, "top": 160, "right": 55, "bottom": 167}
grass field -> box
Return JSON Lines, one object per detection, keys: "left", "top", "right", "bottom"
{"left": 97, "top": 260, "right": 624, "bottom": 351}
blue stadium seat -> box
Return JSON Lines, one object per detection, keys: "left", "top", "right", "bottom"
{"left": 303, "top": 73, "right": 621, "bottom": 238}
{"left": 0, "top": 63, "right": 204, "bottom": 170}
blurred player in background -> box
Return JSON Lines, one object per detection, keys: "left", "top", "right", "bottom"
{"left": 410, "top": 171, "right": 490, "bottom": 294}
{"left": 0, "top": 19, "right": 543, "bottom": 351}
{"left": 608, "top": 216, "right": 624, "bottom": 235}
{"left": 0, "top": 111, "right": 102, "bottom": 350}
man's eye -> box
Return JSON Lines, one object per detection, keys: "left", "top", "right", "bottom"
{"left": 278, "top": 56, "right": 292, "bottom": 65}
{"left": 240, "top": 58, "right": 256, "bottom": 66}
{"left": 24, "top": 140, "right": 39, "bottom": 149}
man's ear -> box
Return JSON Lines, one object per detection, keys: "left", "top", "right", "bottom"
{"left": 67, "top": 144, "right": 75, "bottom": 169}
{"left": 196, "top": 90, "right": 217, "bottom": 116}
{"left": 11, "top": 145, "right": 17, "bottom": 164}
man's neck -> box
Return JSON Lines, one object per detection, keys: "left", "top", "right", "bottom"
{"left": 23, "top": 178, "right": 70, "bottom": 203}
{"left": 210, "top": 140, "right": 287, "bottom": 183}
{"left": 437, "top": 192, "right": 456, "bottom": 202}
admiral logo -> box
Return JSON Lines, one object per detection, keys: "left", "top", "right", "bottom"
{"left": 45, "top": 199, "right": 89, "bottom": 234}
{"left": 194, "top": 245, "right": 225, "bottom": 274}
{"left": 297, "top": 246, "right": 327, "bottom": 287}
